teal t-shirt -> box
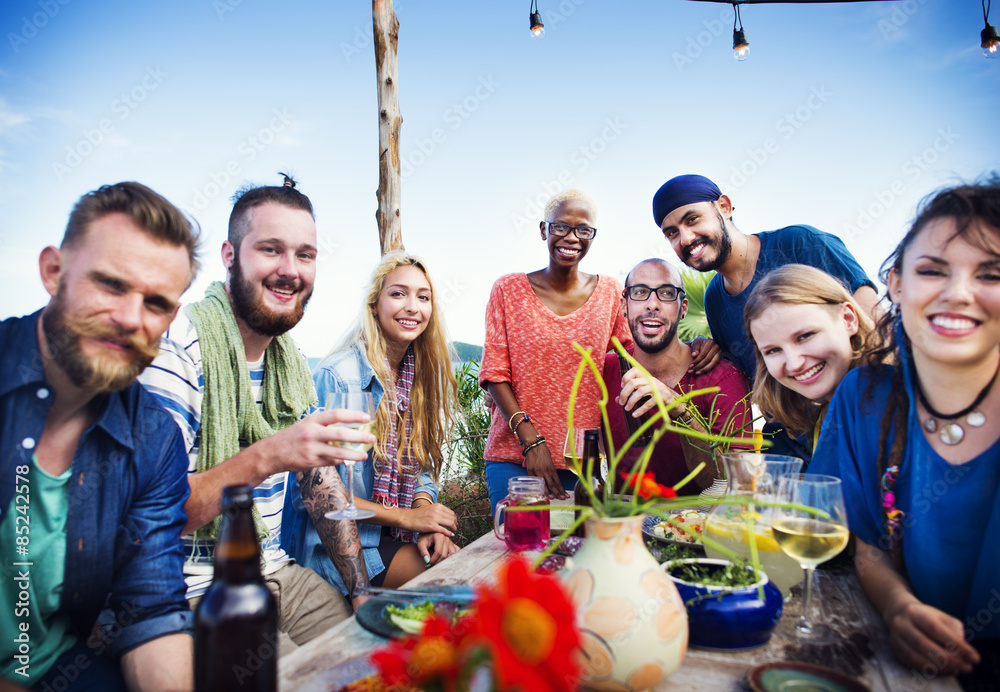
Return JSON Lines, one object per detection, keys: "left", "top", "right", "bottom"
{"left": 1, "top": 455, "right": 76, "bottom": 682}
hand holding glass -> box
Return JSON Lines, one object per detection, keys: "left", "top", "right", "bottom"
{"left": 772, "top": 474, "right": 849, "bottom": 641}
{"left": 324, "top": 392, "right": 377, "bottom": 521}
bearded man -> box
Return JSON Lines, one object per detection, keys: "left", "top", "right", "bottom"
{"left": 140, "top": 176, "right": 372, "bottom": 654}
{"left": 653, "top": 174, "right": 879, "bottom": 379}
{"left": 1, "top": 182, "right": 199, "bottom": 691}
{"left": 652, "top": 175, "right": 879, "bottom": 461}
{"left": 603, "top": 259, "right": 752, "bottom": 490}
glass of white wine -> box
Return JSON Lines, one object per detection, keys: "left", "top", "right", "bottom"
{"left": 772, "top": 474, "right": 849, "bottom": 642}
{"left": 324, "top": 391, "right": 377, "bottom": 521}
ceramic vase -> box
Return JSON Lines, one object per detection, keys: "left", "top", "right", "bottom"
{"left": 561, "top": 515, "right": 687, "bottom": 691}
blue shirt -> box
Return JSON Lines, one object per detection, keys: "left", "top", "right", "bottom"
{"left": 811, "top": 344, "right": 1000, "bottom": 638}
{"left": 705, "top": 225, "right": 875, "bottom": 378}
{"left": 281, "top": 342, "right": 438, "bottom": 595}
{"left": 0, "top": 311, "right": 193, "bottom": 672}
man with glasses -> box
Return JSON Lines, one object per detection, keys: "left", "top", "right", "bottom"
{"left": 604, "top": 259, "right": 752, "bottom": 489}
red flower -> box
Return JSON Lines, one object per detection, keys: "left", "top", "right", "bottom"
{"left": 471, "top": 556, "right": 581, "bottom": 692}
{"left": 620, "top": 471, "right": 677, "bottom": 500}
{"left": 370, "top": 615, "right": 465, "bottom": 692}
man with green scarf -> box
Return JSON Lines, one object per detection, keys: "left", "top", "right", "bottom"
{"left": 140, "top": 176, "right": 374, "bottom": 650}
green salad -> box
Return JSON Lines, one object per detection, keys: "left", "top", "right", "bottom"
{"left": 384, "top": 600, "right": 472, "bottom": 634}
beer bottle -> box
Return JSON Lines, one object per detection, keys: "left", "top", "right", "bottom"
{"left": 195, "top": 485, "right": 278, "bottom": 692}
{"left": 573, "top": 429, "right": 604, "bottom": 537}
{"left": 618, "top": 353, "right": 652, "bottom": 446}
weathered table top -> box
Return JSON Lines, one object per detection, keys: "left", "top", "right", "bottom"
{"left": 279, "top": 526, "right": 960, "bottom": 692}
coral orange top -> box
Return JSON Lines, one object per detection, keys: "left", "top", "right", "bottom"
{"left": 479, "top": 273, "right": 633, "bottom": 467}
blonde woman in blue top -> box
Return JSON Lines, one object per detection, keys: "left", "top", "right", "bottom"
{"left": 283, "top": 252, "right": 460, "bottom": 593}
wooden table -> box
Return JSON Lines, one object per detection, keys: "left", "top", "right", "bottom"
{"left": 279, "top": 527, "right": 960, "bottom": 691}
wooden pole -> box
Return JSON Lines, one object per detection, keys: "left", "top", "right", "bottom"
{"left": 373, "top": 0, "right": 403, "bottom": 254}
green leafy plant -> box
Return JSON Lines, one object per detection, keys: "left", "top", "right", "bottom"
{"left": 441, "top": 360, "right": 492, "bottom": 547}
{"left": 677, "top": 268, "right": 715, "bottom": 342}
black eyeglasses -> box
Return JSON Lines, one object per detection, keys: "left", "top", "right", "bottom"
{"left": 547, "top": 222, "right": 597, "bottom": 240}
{"left": 624, "top": 284, "right": 685, "bottom": 302}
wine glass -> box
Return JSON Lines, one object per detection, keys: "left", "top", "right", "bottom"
{"left": 324, "top": 391, "right": 377, "bottom": 521}
{"left": 771, "top": 474, "right": 849, "bottom": 642}
{"left": 564, "top": 428, "right": 586, "bottom": 470}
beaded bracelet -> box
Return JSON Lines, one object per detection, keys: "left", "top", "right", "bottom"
{"left": 508, "top": 410, "right": 527, "bottom": 434}
{"left": 512, "top": 412, "right": 531, "bottom": 436}
{"left": 521, "top": 436, "right": 546, "bottom": 456}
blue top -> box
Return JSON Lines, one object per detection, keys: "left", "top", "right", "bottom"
{"left": 281, "top": 342, "right": 438, "bottom": 595}
{"left": 811, "top": 344, "right": 1000, "bottom": 638}
{"left": 0, "top": 311, "right": 193, "bottom": 671}
{"left": 705, "top": 225, "right": 875, "bottom": 378}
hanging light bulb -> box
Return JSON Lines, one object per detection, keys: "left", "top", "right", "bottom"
{"left": 732, "top": 3, "right": 749, "bottom": 62}
{"left": 530, "top": 0, "right": 545, "bottom": 40}
{"left": 983, "top": 1, "right": 999, "bottom": 59}
{"left": 733, "top": 28, "right": 750, "bottom": 62}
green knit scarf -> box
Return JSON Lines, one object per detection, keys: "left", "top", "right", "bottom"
{"left": 186, "top": 281, "right": 316, "bottom": 544}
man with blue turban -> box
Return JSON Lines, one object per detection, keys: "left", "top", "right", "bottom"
{"left": 652, "top": 174, "right": 880, "bottom": 460}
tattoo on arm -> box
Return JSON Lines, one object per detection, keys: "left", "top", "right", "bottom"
{"left": 298, "top": 468, "right": 370, "bottom": 597}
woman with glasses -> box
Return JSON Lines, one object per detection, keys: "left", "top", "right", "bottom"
{"left": 479, "top": 189, "right": 632, "bottom": 513}
{"left": 744, "top": 264, "right": 875, "bottom": 455}
{"left": 811, "top": 180, "right": 1000, "bottom": 687}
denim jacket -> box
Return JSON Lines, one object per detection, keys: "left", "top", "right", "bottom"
{"left": 281, "top": 342, "right": 438, "bottom": 595}
{"left": 0, "top": 311, "right": 193, "bottom": 658}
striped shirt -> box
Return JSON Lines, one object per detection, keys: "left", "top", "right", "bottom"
{"left": 139, "top": 310, "right": 294, "bottom": 599}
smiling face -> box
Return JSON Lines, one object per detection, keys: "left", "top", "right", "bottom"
{"left": 888, "top": 216, "right": 1000, "bottom": 368}
{"left": 40, "top": 213, "right": 190, "bottom": 392}
{"left": 750, "top": 301, "right": 860, "bottom": 403}
{"left": 224, "top": 202, "right": 317, "bottom": 337}
{"left": 659, "top": 201, "right": 733, "bottom": 272}
{"left": 624, "top": 260, "right": 687, "bottom": 354}
{"left": 376, "top": 264, "right": 433, "bottom": 352}
{"left": 541, "top": 199, "right": 595, "bottom": 267}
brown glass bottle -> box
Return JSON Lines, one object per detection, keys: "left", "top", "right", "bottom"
{"left": 618, "top": 353, "right": 652, "bottom": 446}
{"left": 195, "top": 485, "right": 278, "bottom": 692}
{"left": 573, "top": 429, "right": 604, "bottom": 537}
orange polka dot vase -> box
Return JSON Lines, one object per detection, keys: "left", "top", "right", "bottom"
{"left": 561, "top": 515, "right": 688, "bottom": 691}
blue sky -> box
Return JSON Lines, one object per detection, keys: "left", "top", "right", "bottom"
{"left": 1, "top": 0, "right": 997, "bottom": 356}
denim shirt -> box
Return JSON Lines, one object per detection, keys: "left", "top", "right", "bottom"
{"left": 0, "top": 311, "right": 193, "bottom": 658}
{"left": 281, "top": 342, "right": 438, "bottom": 595}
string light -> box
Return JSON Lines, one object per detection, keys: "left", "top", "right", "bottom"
{"left": 733, "top": 3, "right": 750, "bottom": 62}
{"left": 983, "top": 0, "right": 999, "bottom": 59}
{"left": 530, "top": 0, "right": 545, "bottom": 40}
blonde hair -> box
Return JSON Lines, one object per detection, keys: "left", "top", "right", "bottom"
{"left": 332, "top": 252, "right": 457, "bottom": 479}
{"left": 542, "top": 189, "right": 597, "bottom": 223}
{"left": 744, "top": 264, "right": 874, "bottom": 438}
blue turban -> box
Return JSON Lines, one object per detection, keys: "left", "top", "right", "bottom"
{"left": 652, "top": 174, "right": 722, "bottom": 228}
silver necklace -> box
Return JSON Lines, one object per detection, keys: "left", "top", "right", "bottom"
{"left": 914, "top": 359, "right": 999, "bottom": 446}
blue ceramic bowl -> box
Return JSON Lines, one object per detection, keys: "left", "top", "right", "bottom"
{"left": 663, "top": 558, "right": 783, "bottom": 650}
